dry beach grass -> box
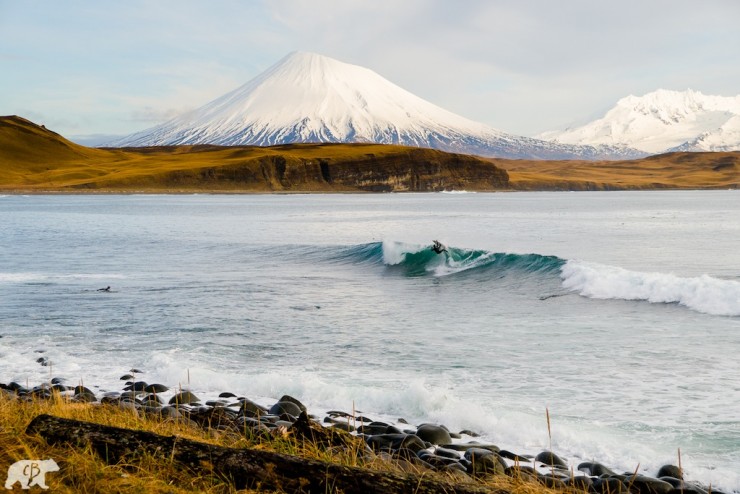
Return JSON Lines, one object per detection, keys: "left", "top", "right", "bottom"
{"left": 0, "top": 392, "right": 577, "bottom": 493}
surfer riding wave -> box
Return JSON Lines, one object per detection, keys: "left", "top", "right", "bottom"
{"left": 431, "top": 240, "right": 447, "bottom": 255}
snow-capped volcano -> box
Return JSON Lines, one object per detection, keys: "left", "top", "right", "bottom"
{"left": 112, "top": 52, "right": 639, "bottom": 160}
{"left": 538, "top": 89, "right": 740, "bottom": 154}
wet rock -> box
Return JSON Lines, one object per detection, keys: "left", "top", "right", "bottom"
{"left": 74, "top": 385, "right": 95, "bottom": 395}
{"left": 417, "top": 451, "right": 460, "bottom": 469}
{"left": 498, "top": 449, "right": 530, "bottom": 462}
{"left": 593, "top": 477, "right": 630, "bottom": 494}
{"left": 366, "top": 433, "right": 427, "bottom": 453}
{"left": 629, "top": 475, "right": 674, "bottom": 494}
{"left": 73, "top": 391, "right": 97, "bottom": 403}
{"left": 190, "top": 407, "right": 238, "bottom": 430}
{"left": 505, "top": 465, "right": 538, "bottom": 481}
{"left": 415, "top": 423, "right": 452, "bottom": 445}
{"left": 276, "top": 394, "right": 307, "bottom": 413}
{"left": 169, "top": 391, "right": 200, "bottom": 405}
{"left": 331, "top": 422, "right": 355, "bottom": 433}
{"left": 657, "top": 465, "right": 683, "bottom": 480}
{"left": 8, "top": 382, "right": 27, "bottom": 393}
{"left": 144, "top": 383, "right": 168, "bottom": 393}
{"left": 124, "top": 381, "right": 149, "bottom": 392}
{"left": 444, "top": 443, "right": 500, "bottom": 453}
{"left": 535, "top": 450, "right": 568, "bottom": 468}
{"left": 141, "top": 397, "right": 163, "bottom": 408}
{"left": 356, "top": 423, "right": 398, "bottom": 435}
{"left": 119, "top": 374, "right": 134, "bottom": 381}
{"left": 434, "top": 447, "right": 461, "bottom": 460}
{"left": 206, "top": 400, "right": 229, "bottom": 408}
{"left": 159, "top": 406, "right": 183, "bottom": 420}
{"left": 466, "top": 451, "right": 506, "bottom": 477}
{"left": 459, "top": 429, "right": 480, "bottom": 437}
{"left": 540, "top": 475, "right": 568, "bottom": 489}
{"left": 219, "top": 391, "right": 236, "bottom": 398}
{"left": 568, "top": 476, "right": 594, "bottom": 490}
{"left": 236, "top": 398, "right": 268, "bottom": 418}
{"left": 578, "top": 461, "right": 616, "bottom": 476}
{"left": 268, "top": 400, "right": 302, "bottom": 417}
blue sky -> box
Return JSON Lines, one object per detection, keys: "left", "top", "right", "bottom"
{"left": 2, "top": 0, "right": 739, "bottom": 139}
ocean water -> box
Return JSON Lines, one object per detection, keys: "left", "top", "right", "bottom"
{"left": 1, "top": 191, "right": 739, "bottom": 489}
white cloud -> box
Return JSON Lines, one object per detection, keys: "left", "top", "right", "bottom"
{"left": 2, "top": 0, "right": 739, "bottom": 137}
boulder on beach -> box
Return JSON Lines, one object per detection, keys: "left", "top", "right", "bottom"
{"left": 657, "top": 464, "right": 683, "bottom": 479}
{"left": 268, "top": 400, "right": 302, "bottom": 417}
{"left": 578, "top": 461, "right": 616, "bottom": 476}
{"left": 535, "top": 450, "right": 568, "bottom": 468}
{"left": 276, "top": 394, "right": 307, "bottom": 413}
{"left": 415, "top": 423, "right": 452, "bottom": 445}
{"left": 629, "top": 475, "right": 674, "bottom": 494}
{"left": 169, "top": 391, "right": 200, "bottom": 405}
{"left": 366, "top": 433, "right": 427, "bottom": 453}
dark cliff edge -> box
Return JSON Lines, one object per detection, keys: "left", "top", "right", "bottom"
{"left": 2, "top": 116, "right": 737, "bottom": 192}
{"left": 0, "top": 116, "right": 509, "bottom": 192}
{"left": 97, "top": 148, "right": 511, "bottom": 192}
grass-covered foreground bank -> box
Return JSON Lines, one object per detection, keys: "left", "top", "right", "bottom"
{"left": 1, "top": 392, "right": 571, "bottom": 493}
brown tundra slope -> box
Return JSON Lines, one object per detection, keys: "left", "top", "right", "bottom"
{"left": 0, "top": 116, "right": 508, "bottom": 192}
{"left": 1, "top": 115, "right": 737, "bottom": 192}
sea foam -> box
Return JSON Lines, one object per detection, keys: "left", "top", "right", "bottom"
{"left": 561, "top": 260, "right": 740, "bottom": 316}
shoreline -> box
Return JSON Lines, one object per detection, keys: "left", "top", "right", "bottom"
{"left": 1, "top": 376, "right": 717, "bottom": 494}
{"left": 0, "top": 184, "right": 737, "bottom": 194}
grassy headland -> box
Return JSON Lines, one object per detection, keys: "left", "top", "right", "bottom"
{"left": 2, "top": 115, "right": 738, "bottom": 192}
{"left": 494, "top": 152, "right": 739, "bottom": 190}
{"left": 0, "top": 116, "right": 509, "bottom": 193}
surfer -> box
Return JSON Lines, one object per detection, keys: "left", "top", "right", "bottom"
{"left": 431, "top": 240, "right": 447, "bottom": 255}
{"left": 97, "top": 286, "right": 111, "bottom": 292}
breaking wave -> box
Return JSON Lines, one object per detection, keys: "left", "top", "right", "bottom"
{"left": 331, "top": 241, "right": 739, "bottom": 316}
{"left": 561, "top": 260, "right": 740, "bottom": 317}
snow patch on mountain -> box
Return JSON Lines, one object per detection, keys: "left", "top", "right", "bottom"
{"left": 112, "top": 52, "right": 642, "bottom": 160}
{"left": 539, "top": 89, "right": 740, "bottom": 154}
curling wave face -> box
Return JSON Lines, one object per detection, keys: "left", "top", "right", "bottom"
{"left": 332, "top": 240, "right": 740, "bottom": 317}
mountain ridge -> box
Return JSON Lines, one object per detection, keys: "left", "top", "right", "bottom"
{"left": 112, "top": 52, "right": 643, "bottom": 160}
{"left": 539, "top": 89, "right": 740, "bottom": 153}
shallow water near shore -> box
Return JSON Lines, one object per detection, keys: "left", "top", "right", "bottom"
{"left": 1, "top": 191, "right": 739, "bottom": 489}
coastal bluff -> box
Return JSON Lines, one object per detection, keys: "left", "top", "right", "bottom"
{"left": 2, "top": 115, "right": 737, "bottom": 192}
{"left": 0, "top": 115, "right": 509, "bottom": 192}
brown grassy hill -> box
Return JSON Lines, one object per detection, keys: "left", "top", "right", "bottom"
{"left": 493, "top": 152, "right": 739, "bottom": 190}
{"left": 1, "top": 115, "right": 737, "bottom": 192}
{"left": 0, "top": 116, "right": 508, "bottom": 192}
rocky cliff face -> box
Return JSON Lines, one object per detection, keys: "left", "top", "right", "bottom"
{"left": 134, "top": 147, "right": 510, "bottom": 192}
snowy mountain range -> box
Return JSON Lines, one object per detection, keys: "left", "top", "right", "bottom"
{"left": 112, "top": 52, "right": 641, "bottom": 160}
{"left": 538, "top": 89, "right": 740, "bottom": 154}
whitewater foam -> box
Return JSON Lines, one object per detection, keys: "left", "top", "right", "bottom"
{"left": 561, "top": 260, "right": 740, "bottom": 316}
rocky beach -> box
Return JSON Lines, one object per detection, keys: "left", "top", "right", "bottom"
{"left": 1, "top": 372, "right": 717, "bottom": 494}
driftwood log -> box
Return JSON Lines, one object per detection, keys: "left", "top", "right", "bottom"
{"left": 26, "top": 414, "right": 505, "bottom": 494}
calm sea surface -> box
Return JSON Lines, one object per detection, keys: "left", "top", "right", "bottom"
{"left": 1, "top": 191, "right": 739, "bottom": 489}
